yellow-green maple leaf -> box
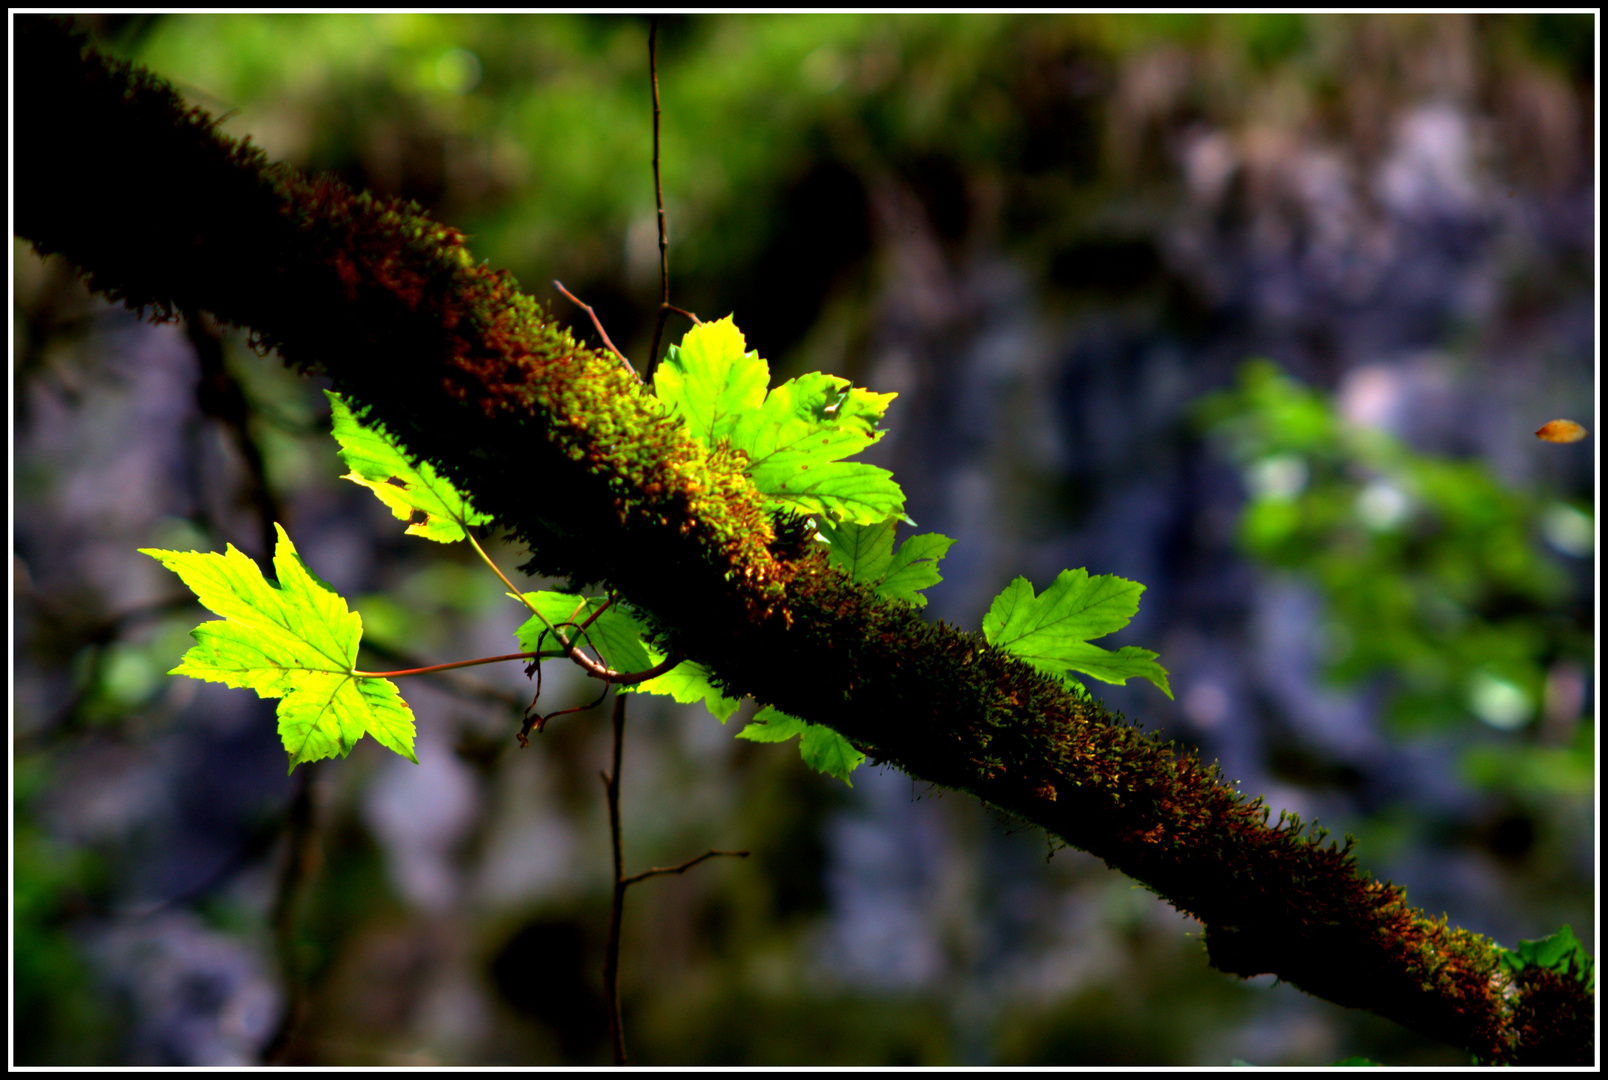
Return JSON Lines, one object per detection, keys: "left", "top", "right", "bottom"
{"left": 141, "top": 523, "right": 417, "bottom": 772}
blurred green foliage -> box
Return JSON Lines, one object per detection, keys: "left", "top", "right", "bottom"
{"left": 118, "top": 13, "right": 1594, "bottom": 371}
{"left": 1196, "top": 360, "right": 1593, "bottom": 801}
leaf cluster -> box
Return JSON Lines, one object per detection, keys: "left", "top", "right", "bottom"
{"left": 145, "top": 316, "right": 1170, "bottom": 785}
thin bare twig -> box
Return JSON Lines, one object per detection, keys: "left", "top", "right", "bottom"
{"left": 354, "top": 638, "right": 528, "bottom": 712}
{"left": 644, "top": 18, "right": 673, "bottom": 382}
{"left": 664, "top": 303, "right": 702, "bottom": 326}
{"left": 553, "top": 279, "right": 640, "bottom": 383}
{"left": 352, "top": 649, "right": 545, "bottom": 679}
{"left": 520, "top": 673, "right": 611, "bottom": 747}
{"left": 601, "top": 694, "right": 629, "bottom": 1064}
{"left": 621, "top": 849, "right": 749, "bottom": 888}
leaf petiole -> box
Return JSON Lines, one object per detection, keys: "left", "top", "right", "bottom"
{"left": 354, "top": 646, "right": 686, "bottom": 686}
{"left": 353, "top": 650, "right": 558, "bottom": 679}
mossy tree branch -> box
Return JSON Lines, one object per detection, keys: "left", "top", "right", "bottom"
{"left": 13, "top": 17, "right": 1590, "bottom": 1065}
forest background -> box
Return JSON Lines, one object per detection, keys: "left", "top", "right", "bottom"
{"left": 11, "top": 12, "right": 1595, "bottom": 1066}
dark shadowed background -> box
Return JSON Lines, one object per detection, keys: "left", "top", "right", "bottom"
{"left": 13, "top": 12, "right": 1595, "bottom": 1066}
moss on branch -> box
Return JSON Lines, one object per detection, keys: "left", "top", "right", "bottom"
{"left": 12, "top": 16, "right": 1590, "bottom": 1064}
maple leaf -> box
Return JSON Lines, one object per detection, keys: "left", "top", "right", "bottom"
{"left": 652, "top": 315, "right": 770, "bottom": 446}
{"left": 737, "top": 706, "right": 866, "bottom": 785}
{"left": 816, "top": 516, "right": 954, "bottom": 606}
{"left": 983, "top": 569, "right": 1173, "bottom": 698}
{"left": 327, "top": 389, "right": 492, "bottom": 543}
{"left": 140, "top": 524, "right": 418, "bottom": 772}
{"left": 655, "top": 317, "right": 907, "bottom": 524}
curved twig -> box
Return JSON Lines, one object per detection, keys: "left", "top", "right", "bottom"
{"left": 523, "top": 675, "right": 611, "bottom": 743}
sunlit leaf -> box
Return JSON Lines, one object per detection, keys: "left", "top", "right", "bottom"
{"left": 141, "top": 523, "right": 417, "bottom": 772}
{"left": 817, "top": 516, "right": 954, "bottom": 606}
{"left": 984, "top": 569, "right": 1172, "bottom": 698}
{"left": 653, "top": 315, "right": 769, "bottom": 447}
{"left": 656, "top": 317, "right": 907, "bottom": 524}
{"left": 628, "top": 652, "right": 743, "bottom": 723}
{"left": 327, "top": 389, "right": 492, "bottom": 543}
{"left": 737, "top": 706, "right": 865, "bottom": 785}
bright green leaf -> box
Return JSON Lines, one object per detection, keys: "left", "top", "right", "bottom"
{"left": 983, "top": 570, "right": 1173, "bottom": 699}
{"left": 1047, "top": 640, "right": 1173, "bottom": 697}
{"left": 326, "top": 390, "right": 491, "bottom": 544}
{"left": 656, "top": 319, "right": 907, "bottom": 524}
{"left": 628, "top": 653, "right": 742, "bottom": 722}
{"left": 985, "top": 569, "right": 1142, "bottom": 645}
{"left": 750, "top": 457, "right": 906, "bottom": 526}
{"left": 733, "top": 371, "right": 903, "bottom": 524}
{"left": 653, "top": 315, "right": 769, "bottom": 446}
{"left": 738, "top": 706, "right": 865, "bottom": 785}
{"left": 735, "top": 707, "right": 808, "bottom": 743}
{"left": 729, "top": 372, "right": 892, "bottom": 462}
{"left": 799, "top": 724, "right": 867, "bottom": 784}
{"left": 878, "top": 533, "right": 955, "bottom": 604}
{"left": 817, "top": 517, "right": 954, "bottom": 606}
{"left": 140, "top": 523, "right": 417, "bottom": 772}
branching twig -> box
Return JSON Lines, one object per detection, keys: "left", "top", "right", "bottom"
{"left": 594, "top": 23, "right": 742, "bottom": 1064}
{"left": 520, "top": 673, "right": 611, "bottom": 747}
{"left": 577, "top": 596, "right": 613, "bottom": 632}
